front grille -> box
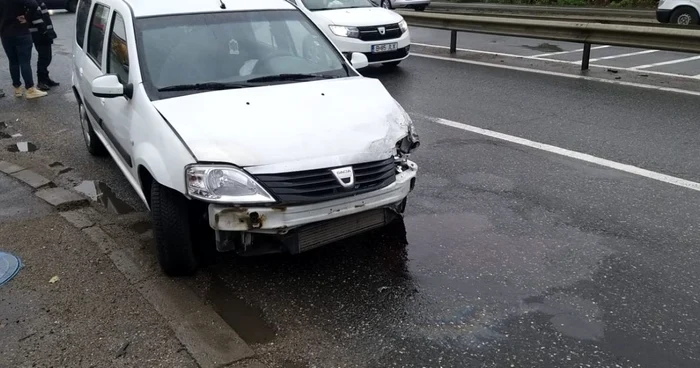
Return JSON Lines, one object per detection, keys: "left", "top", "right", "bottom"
{"left": 255, "top": 157, "right": 396, "bottom": 204}
{"left": 358, "top": 24, "right": 403, "bottom": 41}
{"left": 365, "top": 47, "right": 409, "bottom": 63}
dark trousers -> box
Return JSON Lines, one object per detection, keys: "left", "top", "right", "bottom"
{"left": 0, "top": 34, "right": 34, "bottom": 89}
{"left": 34, "top": 42, "right": 52, "bottom": 82}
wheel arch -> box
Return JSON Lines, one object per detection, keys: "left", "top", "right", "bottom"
{"left": 672, "top": 4, "right": 700, "bottom": 21}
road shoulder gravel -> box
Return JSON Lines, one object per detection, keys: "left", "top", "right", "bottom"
{"left": 0, "top": 159, "right": 262, "bottom": 368}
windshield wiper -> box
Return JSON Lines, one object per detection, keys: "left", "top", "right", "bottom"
{"left": 245, "top": 74, "right": 339, "bottom": 83}
{"left": 158, "top": 82, "right": 253, "bottom": 92}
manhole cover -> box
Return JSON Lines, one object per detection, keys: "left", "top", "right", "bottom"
{"left": 0, "top": 252, "right": 23, "bottom": 286}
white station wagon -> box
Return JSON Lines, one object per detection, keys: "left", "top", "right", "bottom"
{"left": 71, "top": 0, "right": 419, "bottom": 276}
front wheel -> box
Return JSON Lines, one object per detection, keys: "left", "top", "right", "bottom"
{"left": 381, "top": 0, "right": 393, "bottom": 9}
{"left": 150, "top": 181, "right": 198, "bottom": 276}
{"left": 670, "top": 7, "right": 699, "bottom": 25}
{"left": 414, "top": 5, "right": 427, "bottom": 11}
{"left": 66, "top": 0, "right": 77, "bottom": 12}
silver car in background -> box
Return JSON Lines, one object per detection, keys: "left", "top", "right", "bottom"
{"left": 372, "top": 0, "right": 431, "bottom": 12}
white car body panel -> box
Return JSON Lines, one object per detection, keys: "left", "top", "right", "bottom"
{"left": 151, "top": 77, "right": 411, "bottom": 172}
{"left": 658, "top": 0, "right": 700, "bottom": 12}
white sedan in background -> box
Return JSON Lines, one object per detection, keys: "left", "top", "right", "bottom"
{"left": 292, "top": 0, "right": 411, "bottom": 68}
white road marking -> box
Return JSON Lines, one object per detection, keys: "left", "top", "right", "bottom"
{"left": 532, "top": 46, "right": 609, "bottom": 58}
{"left": 589, "top": 50, "right": 658, "bottom": 62}
{"left": 631, "top": 55, "right": 700, "bottom": 69}
{"left": 411, "top": 52, "right": 700, "bottom": 97}
{"left": 427, "top": 115, "right": 700, "bottom": 192}
{"left": 412, "top": 43, "right": 700, "bottom": 80}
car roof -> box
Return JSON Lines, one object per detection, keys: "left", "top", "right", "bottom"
{"left": 123, "top": 0, "right": 296, "bottom": 18}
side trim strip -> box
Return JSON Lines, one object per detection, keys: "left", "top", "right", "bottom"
{"left": 84, "top": 100, "right": 133, "bottom": 168}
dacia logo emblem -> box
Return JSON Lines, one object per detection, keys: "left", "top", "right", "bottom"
{"left": 331, "top": 167, "right": 355, "bottom": 189}
{"left": 378, "top": 26, "right": 386, "bottom": 35}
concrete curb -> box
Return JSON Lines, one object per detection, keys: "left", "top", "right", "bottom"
{"left": 0, "top": 160, "right": 265, "bottom": 368}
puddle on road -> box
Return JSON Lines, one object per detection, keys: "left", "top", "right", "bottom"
{"left": 74, "top": 180, "right": 135, "bottom": 215}
{"left": 205, "top": 276, "right": 276, "bottom": 344}
{"left": 7, "top": 142, "right": 38, "bottom": 152}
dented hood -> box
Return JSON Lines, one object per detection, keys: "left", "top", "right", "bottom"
{"left": 151, "top": 77, "right": 412, "bottom": 173}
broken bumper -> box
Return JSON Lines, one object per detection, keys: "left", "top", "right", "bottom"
{"left": 208, "top": 161, "right": 417, "bottom": 233}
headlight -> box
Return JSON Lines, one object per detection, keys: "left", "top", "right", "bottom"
{"left": 185, "top": 165, "right": 275, "bottom": 203}
{"left": 398, "top": 19, "right": 408, "bottom": 33}
{"left": 329, "top": 25, "right": 360, "bottom": 38}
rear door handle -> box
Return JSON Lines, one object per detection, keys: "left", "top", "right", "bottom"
{"left": 100, "top": 98, "right": 105, "bottom": 106}
{"left": 79, "top": 68, "right": 84, "bottom": 76}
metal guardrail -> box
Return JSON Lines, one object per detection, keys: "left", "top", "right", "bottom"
{"left": 398, "top": 11, "right": 700, "bottom": 70}
{"left": 426, "top": 2, "right": 655, "bottom": 18}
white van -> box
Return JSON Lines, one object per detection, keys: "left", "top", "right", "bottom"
{"left": 71, "top": 0, "right": 419, "bottom": 276}
{"left": 657, "top": 0, "right": 699, "bottom": 25}
{"left": 290, "top": 0, "right": 411, "bottom": 67}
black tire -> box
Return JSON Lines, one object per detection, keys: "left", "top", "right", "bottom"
{"left": 79, "top": 102, "right": 107, "bottom": 156}
{"left": 670, "top": 7, "right": 699, "bottom": 25}
{"left": 415, "top": 5, "right": 427, "bottom": 11}
{"left": 381, "top": 0, "right": 393, "bottom": 10}
{"left": 66, "top": 0, "right": 77, "bottom": 12}
{"left": 383, "top": 61, "right": 402, "bottom": 68}
{"left": 150, "top": 181, "right": 198, "bottom": 276}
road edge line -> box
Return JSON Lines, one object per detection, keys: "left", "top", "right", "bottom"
{"left": 425, "top": 115, "right": 700, "bottom": 192}
{"left": 410, "top": 52, "right": 700, "bottom": 97}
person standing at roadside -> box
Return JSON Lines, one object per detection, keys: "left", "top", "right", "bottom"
{"left": 30, "top": 1, "right": 58, "bottom": 91}
{"left": 0, "top": 0, "right": 49, "bottom": 99}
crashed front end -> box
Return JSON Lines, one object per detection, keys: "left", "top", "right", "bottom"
{"left": 187, "top": 124, "right": 420, "bottom": 256}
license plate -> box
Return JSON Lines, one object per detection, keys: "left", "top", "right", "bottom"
{"left": 371, "top": 43, "right": 398, "bottom": 53}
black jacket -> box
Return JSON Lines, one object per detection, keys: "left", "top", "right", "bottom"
{"left": 0, "top": 0, "right": 45, "bottom": 39}
{"left": 29, "top": 2, "right": 56, "bottom": 44}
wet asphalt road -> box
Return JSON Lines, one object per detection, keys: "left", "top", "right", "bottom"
{"left": 3, "top": 11, "right": 700, "bottom": 368}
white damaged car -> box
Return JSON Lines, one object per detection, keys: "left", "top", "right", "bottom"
{"left": 71, "top": 0, "right": 419, "bottom": 276}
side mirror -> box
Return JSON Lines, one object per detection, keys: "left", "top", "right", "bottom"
{"left": 350, "top": 52, "right": 369, "bottom": 69}
{"left": 91, "top": 74, "right": 124, "bottom": 98}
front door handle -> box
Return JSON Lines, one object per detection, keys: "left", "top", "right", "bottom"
{"left": 100, "top": 98, "right": 105, "bottom": 106}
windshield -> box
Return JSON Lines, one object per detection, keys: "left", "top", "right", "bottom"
{"left": 135, "top": 10, "right": 351, "bottom": 99}
{"left": 301, "top": 0, "right": 375, "bottom": 11}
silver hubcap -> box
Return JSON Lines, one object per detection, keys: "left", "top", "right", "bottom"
{"left": 678, "top": 14, "right": 692, "bottom": 25}
{"left": 79, "top": 105, "right": 91, "bottom": 146}
{"left": 382, "top": 1, "right": 390, "bottom": 8}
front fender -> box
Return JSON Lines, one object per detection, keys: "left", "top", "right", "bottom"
{"left": 133, "top": 142, "right": 194, "bottom": 196}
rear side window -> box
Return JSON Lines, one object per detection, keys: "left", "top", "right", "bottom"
{"left": 75, "top": 0, "right": 93, "bottom": 48}
{"left": 87, "top": 4, "right": 110, "bottom": 67}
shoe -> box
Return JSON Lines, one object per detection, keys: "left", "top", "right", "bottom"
{"left": 36, "top": 82, "right": 51, "bottom": 91}
{"left": 0, "top": 89, "right": 5, "bottom": 98}
{"left": 14, "top": 86, "right": 24, "bottom": 97}
{"left": 46, "top": 78, "right": 60, "bottom": 87}
{"left": 25, "top": 87, "right": 48, "bottom": 99}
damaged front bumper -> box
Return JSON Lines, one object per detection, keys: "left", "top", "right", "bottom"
{"left": 208, "top": 160, "right": 417, "bottom": 254}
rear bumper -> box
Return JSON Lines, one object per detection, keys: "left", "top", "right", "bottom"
{"left": 656, "top": 9, "right": 672, "bottom": 23}
{"left": 209, "top": 161, "right": 417, "bottom": 233}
